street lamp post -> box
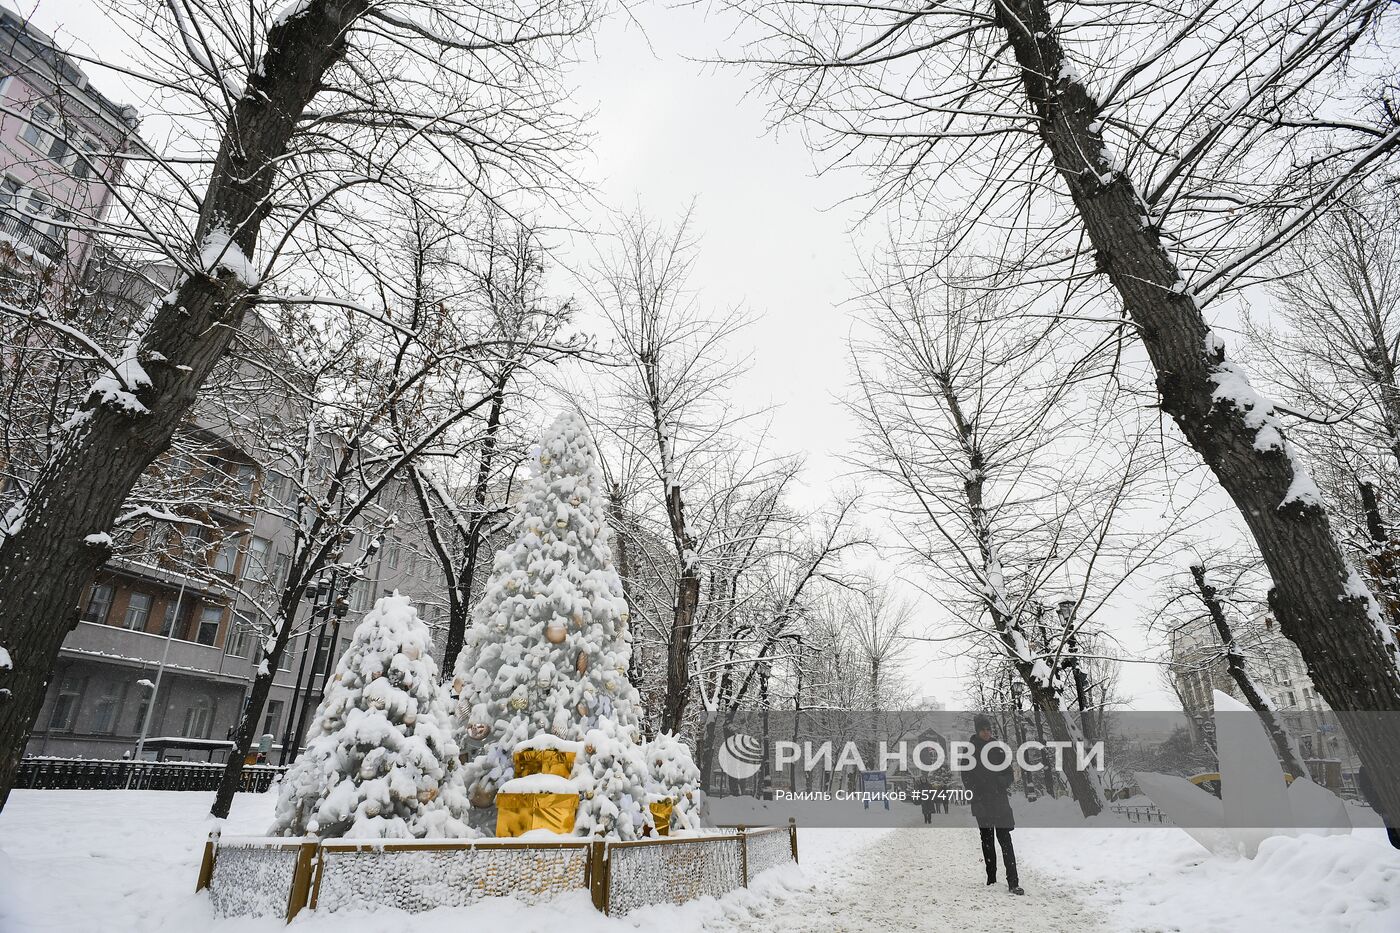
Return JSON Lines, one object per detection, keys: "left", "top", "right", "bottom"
{"left": 133, "top": 576, "right": 188, "bottom": 764}
{"left": 278, "top": 580, "right": 325, "bottom": 765}
{"left": 1057, "top": 596, "right": 1094, "bottom": 745}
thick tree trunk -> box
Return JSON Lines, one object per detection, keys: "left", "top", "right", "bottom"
{"left": 0, "top": 1, "right": 367, "bottom": 811}
{"left": 1190, "top": 564, "right": 1310, "bottom": 779}
{"left": 997, "top": 0, "right": 1400, "bottom": 820}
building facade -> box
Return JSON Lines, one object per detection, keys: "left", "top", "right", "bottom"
{"left": 0, "top": 2, "right": 137, "bottom": 287}
{"left": 1169, "top": 615, "right": 1360, "bottom": 785}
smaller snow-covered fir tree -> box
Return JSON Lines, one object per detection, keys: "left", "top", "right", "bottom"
{"left": 571, "top": 716, "right": 653, "bottom": 840}
{"left": 644, "top": 732, "right": 706, "bottom": 832}
{"left": 269, "top": 595, "right": 471, "bottom": 839}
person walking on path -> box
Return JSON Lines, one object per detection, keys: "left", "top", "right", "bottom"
{"left": 962, "top": 714, "right": 1025, "bottom": 895}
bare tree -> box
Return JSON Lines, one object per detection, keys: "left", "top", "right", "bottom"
{"left": 731, "top": 0, "right": 1400, "bottom": 815}
{"left": 400, "top": 209, "right": 575, "bottom": 675}
{"left": 0, "top": 0, "right": 595, "bottom": 806}
{"left": 848, "top": 250, "right": 1192, "bottom": 815}
{"left": 586, "top": 208, "right": 759, "bottom": 734}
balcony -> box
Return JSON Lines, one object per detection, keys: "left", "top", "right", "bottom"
{"left": 0, "top": 211, "right": 63, "bottom": 263}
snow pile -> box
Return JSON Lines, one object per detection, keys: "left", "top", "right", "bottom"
{"left": 269, "top": 594, "right": 472, "bottom": 839}
{"left": 1025, "top": 826, "right": 1400, "bottom": 933}
{"left": 452, "top": 412, "right": 700, "bottom": 836}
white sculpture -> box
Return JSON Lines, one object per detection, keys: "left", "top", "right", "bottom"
{"left": 1136, "top": 690, "right": 1350, "bottom": 857}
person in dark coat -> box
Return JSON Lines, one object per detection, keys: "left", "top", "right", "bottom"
{"left": 919, "top": 779, "right": 937, "bottom": 824}
{"left": 962, "top": 714, "right": 1024, "bottom": 895}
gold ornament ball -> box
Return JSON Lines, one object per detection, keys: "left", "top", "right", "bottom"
{"left": 510, "top": 695, "right": 529, "bottom": 711}
{"left": 584, "top": 742, "right": 596, "bottom": 756}
{"left": 545, "top": 622, "right": 567, "bottom": 644}
{"left": 576, "top": 702, "right": 588, "bottom": 717}
{"left": 467, "top": 722, "right": 490, "bottom": 741}
{"left": 470, "top": 784, "right": 496, "bottom": 808}
{"left": 576, "top": 652, "right": 589, "bottom": 674}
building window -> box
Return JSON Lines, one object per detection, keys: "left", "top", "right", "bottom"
{"left": 91, "top": 686, "right": 124, "bottom": 734}
{"left": 123, "top": 592, "right": 153, "bottom": 631}
{"left": 71, "top": 136, "right": 98, "bottom": 179}
{"left": 47, "top": 674, "right": 83, "bottom": 730}
{"left": 19, "top": 104, "right": 54, "bottom": 148}
{"left": 387, "top": 541, "right": 400, "bottom": 570}
{"left": 195, "top": 605, "right": 222, "bottom": 646}
{"left": 212, "top": 538, "right": 239, "bottom": 575}
{"left": 235, "top": 464, "right": 257, "bottom": 500}
{"left": 273, "top": 552, "right": 291, "bottom": 589}
{"left": 247, "top": 535, "right": 272, "bottom": 581}
{"left": 182, "top": 696, "right": 212, "bottom": 739}
{"left": 225, "top": 612, "right": 253, "bottom": 658}
{"left": 0, "top": 175, "right": 20, "bottom": 209}
{"left": 263, "top": 472, "right": 288, "bottom": 507}
{"left": 160, "top": 597, "right": 188, "bottom": 638}
{"left": 82, "top": 583, "right": 114, "bottom": 624}
{"left": 262, "top": 700, "right": 284, "bottom": 738}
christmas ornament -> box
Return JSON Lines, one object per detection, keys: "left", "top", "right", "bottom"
{"left": 576, "top": 652, "right": 589, "bottom": 674}
{"left": 467, "top": 722, "right": 490, "bottom": 741}
{"left": 545, "top": 621, "right": 567, "bottom": 644}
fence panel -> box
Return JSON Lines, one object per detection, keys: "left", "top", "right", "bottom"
{"left": 605, "top": 835, "right": 744, "bottom": 915}
{"left": 206, "top": 837, "right": 312, "bottom": 920}
{"left": 743, "top": 826, "right": 794, "bottom": 880}
{"left": 313, "top": 840, "right": 592, "bottom": 913}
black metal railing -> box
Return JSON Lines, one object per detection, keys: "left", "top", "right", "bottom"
{"left": 16, "top": 757, "right": 285, "bottom": 792}
{"left": 0, "top": 212, "right": 64, "bottom": 262}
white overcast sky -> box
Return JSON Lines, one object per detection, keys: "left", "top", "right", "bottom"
{"left": 24, "top": 0, "right": 1194, "bottom": 707}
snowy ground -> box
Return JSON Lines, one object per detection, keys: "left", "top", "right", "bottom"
{"left": 1, "top": 790, "right": 1397, "bottom": 932}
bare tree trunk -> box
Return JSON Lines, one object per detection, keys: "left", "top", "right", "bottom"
{"left": 0, "top": 2, "right": 368, "bottom": 810}
{"left": 1189, "top": 563, "right": 1309, "bottom": 779}
{"left": 1359, "top": 479, "right": 1400, "bottom": 629}
{"left": 996, "top": 0, "right": 1400, "bottom": 819}
{"left": 445, "top": 378, "right": 508, "bottom": 673}
{"left": 662, "top": 569, "right": 701, "bottom": 734}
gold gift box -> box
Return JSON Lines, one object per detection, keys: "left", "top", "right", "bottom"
{"left": 649, "top": 797, "right": 675, "bottom": 836}
{"left": 513, "top": 747, "right": 576, "bottom": 779}
{"left": 495, "top": 791, "right": 580, "bottom": 837}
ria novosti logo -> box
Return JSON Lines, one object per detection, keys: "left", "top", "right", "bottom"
{"left": 717, "top": 732, "right": 765, "bottom": 780}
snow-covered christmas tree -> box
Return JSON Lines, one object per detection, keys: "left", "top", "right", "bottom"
{"left": 452, "top": 411, "right": 697, "bottom": 837}
{"left": 644, "top": 731, "right": 705, "bottom": 833}
{"left": 269, "top": 595, "right": 471, "bottom": 839}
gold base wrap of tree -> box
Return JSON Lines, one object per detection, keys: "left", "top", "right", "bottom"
{"left": 495, "top": 791, "right": 580, "bottom": 836}
{"left": 513, "top": 747, "right": 576, "bottom": 779}
{"left": 649, "top": 797, "right": 675, "bottom": 836}
{"left": 495, "top": 745, "right": 582, "bottom": 836}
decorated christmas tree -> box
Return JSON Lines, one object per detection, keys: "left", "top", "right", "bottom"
{"left": 452, "top": 411, "right": 691, "bottom": 837}
{"left": 269, "top": 595, "right": 471, "bottom": 839}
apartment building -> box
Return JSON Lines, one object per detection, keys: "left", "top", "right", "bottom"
{"left": 1169, "top": 615, "right": 1359, "bottom": 784}
{"left": 0, "top": 2, "right": 137, "bottom": 287}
